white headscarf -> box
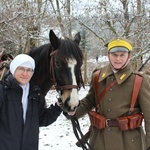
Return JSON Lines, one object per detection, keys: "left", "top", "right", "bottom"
{"left": 10, "top": 54, "right": 35, "bottom": 75}
{"left": 9, "top": 54, "right": 35, "bottom": 123}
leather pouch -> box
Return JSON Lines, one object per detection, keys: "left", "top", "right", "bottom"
{"left": 128, "top": 113, "right": 143, "bottom": 129}
{"left": 117, "top": 116, "right": 129, "bottom": 131}
{"left": 89, "top": 111, "right": 106, "bottom": 129}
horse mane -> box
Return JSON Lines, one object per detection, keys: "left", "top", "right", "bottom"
{"left": 57, "top": 38, "right": 84, "bottom": 66}
{"left": 28, "top": 44, "right": 52, "bottom": 85}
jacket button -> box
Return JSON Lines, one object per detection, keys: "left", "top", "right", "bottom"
{"left": 107, "top": 128, "right": 111, "bottom": 131}
{"left": 108, "top": 98, "right": 112, "bottom": 102}
{"left": 109, "top": 88, "right": 113, "bottom": 91}
{"left": 107, "top": 109, "right": 111, "bottom": 112}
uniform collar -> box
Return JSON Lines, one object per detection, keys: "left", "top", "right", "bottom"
{"left": 98, "top": 64, "right": 133, "bottom": 84}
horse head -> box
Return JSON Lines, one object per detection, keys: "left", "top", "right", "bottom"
{"left": 49, "top": 30, "right": 84, "bottom": 114}
{"left": 29, "top": 30, "right": 84, "bottom": 114}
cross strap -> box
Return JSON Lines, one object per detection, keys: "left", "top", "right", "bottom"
{"left": 93, "top": 70, "right": 117, "bottom": 109}
{"left": 129, "top": 75, "right": 143, "bottom": 114}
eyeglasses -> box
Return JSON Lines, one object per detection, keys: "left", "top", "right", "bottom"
{"left": 17, "top": 67, "right": 34, "bottom": 74}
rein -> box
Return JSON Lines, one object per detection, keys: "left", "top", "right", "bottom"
{"left": 71, "top": 117, "right": 93, "bottom": 150}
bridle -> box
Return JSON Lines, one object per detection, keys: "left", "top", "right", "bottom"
{"left": 50, "top": 49, "right": 84, "bottom": 92}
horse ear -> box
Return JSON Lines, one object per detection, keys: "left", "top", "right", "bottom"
{"left": 74, "top": 32, "right": 81, "bottom": 45}
{"left": 49, "top": 30, "right": 61, "bottom": 50}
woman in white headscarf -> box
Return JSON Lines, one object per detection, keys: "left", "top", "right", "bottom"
{"left": 0, "top": 54, "right": 62, "bottom": 150}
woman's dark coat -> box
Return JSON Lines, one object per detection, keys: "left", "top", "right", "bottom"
{"left": 0, "top": 73, "right": 62, "bottom": 150}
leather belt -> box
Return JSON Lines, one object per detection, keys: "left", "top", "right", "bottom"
{"left": 106, "top": 119, "right": 118, "bottom": 127}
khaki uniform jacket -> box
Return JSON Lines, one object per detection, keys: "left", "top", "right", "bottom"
{"left": 75, "top": 64, "right": 150, "bottom": 150}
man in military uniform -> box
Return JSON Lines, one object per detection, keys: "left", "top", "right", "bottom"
{"left": 73, "top": 38, "right": 150, "bottom": 150}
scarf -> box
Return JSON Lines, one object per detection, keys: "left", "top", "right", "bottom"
{"left": 20, "top": 83, "right": 29, "bottom": 123}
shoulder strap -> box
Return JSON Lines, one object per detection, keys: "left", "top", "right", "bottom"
{"left": 93, "top": 70, "right": 117, "bottom": 109}
{"left": 129, "top": 75, "right": 143, "bottom": 114}
{"left": 93, "top": 70, "right": 100, "bottom": 101}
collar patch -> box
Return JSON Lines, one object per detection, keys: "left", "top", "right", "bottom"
{"left": 102, "top": 72, "right": 106, "bottom": 78}
{"left": 120, "top": 74, "right": 126, "bottom": 80}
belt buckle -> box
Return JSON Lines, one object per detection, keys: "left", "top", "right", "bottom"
{"left": 106, "top": 119, "right": 111, "bottom": 127}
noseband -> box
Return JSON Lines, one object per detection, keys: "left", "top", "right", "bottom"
{"left": 50, "top": 50, "right": 84, "bottom": 92}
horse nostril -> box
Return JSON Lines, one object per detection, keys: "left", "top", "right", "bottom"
{"left": 63, "top": 99, "right": 70, "bottom": 111}
{"left": 64, "top": 103, "right": 75, "bottom": 112}
{"left": 73, "top": 106, "right": 77, "bottom": 111}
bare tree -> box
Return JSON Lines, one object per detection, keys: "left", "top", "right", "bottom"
{"left": 0, "top": 0, "right": 149, "bottom": 73}
{"left": 0, "top": 0, "right": 49, "bottom": 54}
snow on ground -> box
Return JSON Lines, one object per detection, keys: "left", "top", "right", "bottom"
{"left": 39, "top": 86, "right": 90, "bottom": 150}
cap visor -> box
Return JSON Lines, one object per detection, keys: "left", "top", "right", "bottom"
{"left": 109, "top": 47, "right": 129, "bottom": 53}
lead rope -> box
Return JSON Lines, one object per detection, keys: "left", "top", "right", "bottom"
{"left": 71, "top": 117, "right": 93, "bottom": 150}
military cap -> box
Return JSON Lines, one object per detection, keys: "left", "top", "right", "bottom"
{"left": 105, "top": 37, "right": 133, "bottom": 53}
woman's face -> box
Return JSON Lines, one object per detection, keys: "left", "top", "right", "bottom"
{"left": 14, "top": 66, "right": 34, "bottom": 85}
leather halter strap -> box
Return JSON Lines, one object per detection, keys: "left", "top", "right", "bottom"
{"left": 50, "top": 50, "right": 81, "bottom": 91}
{"left": 50, "top": 50, "right": 58, "bottom": 84}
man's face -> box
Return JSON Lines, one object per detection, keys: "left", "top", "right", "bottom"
{"left": 108, "top": 51, "right": 131, "bottom": 69}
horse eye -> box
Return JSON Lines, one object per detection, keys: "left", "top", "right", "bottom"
{"left": 55, "top": 59, "right": 61, "bottom": 67}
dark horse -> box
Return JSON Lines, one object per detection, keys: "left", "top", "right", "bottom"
{"left": 28, "top": 30, "right": 84, "bottom": 113}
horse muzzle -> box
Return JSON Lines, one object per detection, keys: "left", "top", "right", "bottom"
{"left": 58, "top": 96, "right": 79, "bottom": 113}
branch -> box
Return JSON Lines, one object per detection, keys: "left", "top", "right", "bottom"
{"left": 74, "top": 17, "right": 105, "bottom": 43}
{"left": 122, "top": 16, "right": 136, "bottom": 37}
{"left": 106, "top": 20, "right": 117, "bottom": 35}
{"left": 138, "top": 56, "right": 150, "bottom": 71}
{"left": 0, "top": 12, "right": 22, "bottom": 25}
